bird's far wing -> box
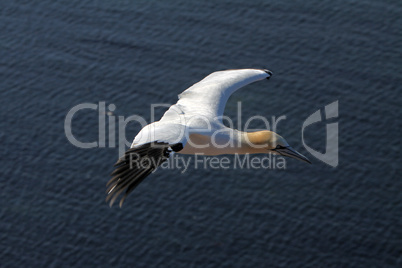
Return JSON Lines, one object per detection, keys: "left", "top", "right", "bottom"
{"left": 173, "top": 69, "right": 271, "bottom": 121}
{"left": 106, "top": 122, "right": 187, "bottom": 207}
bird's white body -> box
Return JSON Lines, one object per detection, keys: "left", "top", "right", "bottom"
{"left": 179, "top": 127, "right": 244, "bottom": 155}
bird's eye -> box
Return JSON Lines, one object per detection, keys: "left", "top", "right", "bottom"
{"left": 275, "top": 145, "right": 285, "bottom": 150}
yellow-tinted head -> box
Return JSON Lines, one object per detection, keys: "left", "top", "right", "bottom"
{"left": 244, "top": 130, "right": 311, "bottom": 163}
{"left": 245, "top": 130, "right": 289, "bottom": 150}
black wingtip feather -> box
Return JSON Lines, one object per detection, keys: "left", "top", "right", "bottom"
{"left": 107, "top": 142, "right": 183, "bottom": 207}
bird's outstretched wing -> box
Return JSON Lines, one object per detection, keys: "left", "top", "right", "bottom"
{"left": 107, "top": 122, "right": 187, "bottom": 207}
{"left": 162, "top": 69, "right": 271, "bottom": 123}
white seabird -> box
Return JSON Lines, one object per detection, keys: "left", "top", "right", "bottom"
{"left": 107, "top": 68, "right": 311, "bottom": 207}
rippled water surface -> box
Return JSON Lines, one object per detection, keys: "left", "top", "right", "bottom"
{"left": 1, "top": 0, "right": 401, "bottom": 267}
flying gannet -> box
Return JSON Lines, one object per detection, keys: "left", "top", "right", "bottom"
{"left": 107, "top": 69, "right": 311, "bottom": 207}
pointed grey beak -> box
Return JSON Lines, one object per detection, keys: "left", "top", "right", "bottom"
{"left": 275, "top": 146, "right": 311, "bottom": 164}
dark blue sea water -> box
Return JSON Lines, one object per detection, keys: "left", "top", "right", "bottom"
{"left": 1, "top": 1, "right": 401, "bottom": 267}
